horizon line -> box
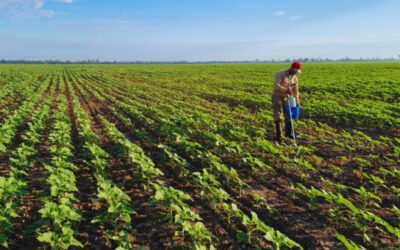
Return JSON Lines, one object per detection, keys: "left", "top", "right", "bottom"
{"left": 1, "top": 57, "right": 400, "bottom": 64}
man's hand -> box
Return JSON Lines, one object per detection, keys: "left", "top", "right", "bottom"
{"left": 285, "top": 87, "right": 292, "bottom": 95}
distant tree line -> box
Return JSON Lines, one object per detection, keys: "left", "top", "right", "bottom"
{"left": 1, "top": 56, "right": 400, "bottom": 64}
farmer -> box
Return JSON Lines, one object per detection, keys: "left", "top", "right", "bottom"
{"left": 271, "top": 61, "right": 301, "bottom": 141}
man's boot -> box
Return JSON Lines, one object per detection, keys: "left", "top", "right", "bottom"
{"left": 274, "top": 120, "right": 282, "bottom": 141}
{"left": 285, "top": 121, "right": 294, "bottom": 138}
{"left": 285, "top": 121, "right": 300, "bottom": 139}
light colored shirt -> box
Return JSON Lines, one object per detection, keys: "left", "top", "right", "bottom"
{"left": 272, "top": 70, "right": 300, "bottom": 105}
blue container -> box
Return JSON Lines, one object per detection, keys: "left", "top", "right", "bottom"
{"left": 285, "top": 105, "right": 300, "bottom": 119}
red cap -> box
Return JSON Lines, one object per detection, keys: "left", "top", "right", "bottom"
{"left": 291, "top": 61, "right": 302, "bottom": 73}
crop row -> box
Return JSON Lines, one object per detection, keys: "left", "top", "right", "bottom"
{"left": 36, "top": 90, "right": 83, "bottom": 248}
{"left": 0, "top": 85, "right": 53, "bottom": 248}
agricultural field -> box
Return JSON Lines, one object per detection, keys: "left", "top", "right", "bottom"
{"left": 0, "top": 62, "right": 399, "bottom": 250}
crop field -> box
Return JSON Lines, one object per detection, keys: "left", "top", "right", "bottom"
{"left": 0, "top": 62, "right": 399, "bottom": 249}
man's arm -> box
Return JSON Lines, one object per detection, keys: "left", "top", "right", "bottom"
{"left": 273, "top": 73, "right": 290, "bottom": 95}
{"left": 292, "top": 82, "right": 300, "bottom": 105}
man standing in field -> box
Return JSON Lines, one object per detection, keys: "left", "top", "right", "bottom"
{"left": 271, "top": 61, "right": 301, "bottom": 141}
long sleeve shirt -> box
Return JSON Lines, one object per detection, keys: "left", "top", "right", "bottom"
{"left": 272, "top": 70, "right": 300, "bottom": 105}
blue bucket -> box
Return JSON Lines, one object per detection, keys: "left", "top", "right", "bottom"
{"left": 285, "top": 105, "right": 300, "bottom": 119}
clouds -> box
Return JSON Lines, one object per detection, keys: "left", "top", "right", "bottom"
{"left": 289, "top": 15, "right": 303, "bottom": 21}
{"left": 273, "top": 10, "right": 303, "bottom": 21}
{"left": 0, "top": 0, "right": 76, "bottom": 18}
{"left": 274, "top": 10, "right": 285, "bottom": 16}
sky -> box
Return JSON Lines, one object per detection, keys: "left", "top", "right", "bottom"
{"left": 0, "top": 0, "right": 399, "bottom": 61}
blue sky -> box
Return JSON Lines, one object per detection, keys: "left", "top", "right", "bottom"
{"left": 0, "top": 0, "right": 399, "bottom": 61}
